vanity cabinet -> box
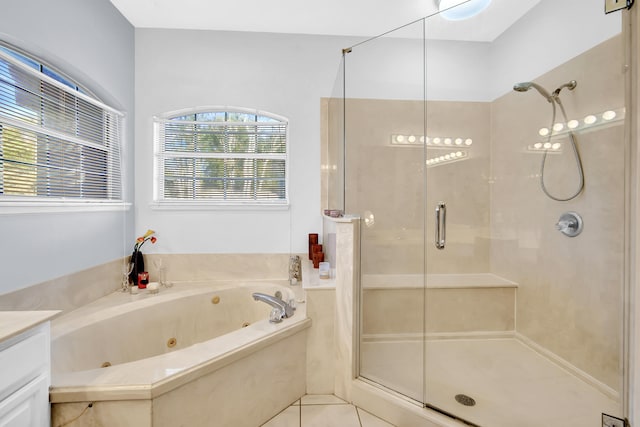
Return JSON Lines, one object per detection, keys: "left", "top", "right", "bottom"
{"left": 0, "top": 314, "right": 57, "bottom": 427}
{"left": 0, "top": 374, "right": 49, "bottom": 426}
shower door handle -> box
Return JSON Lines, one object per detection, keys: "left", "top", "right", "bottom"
{"left": 435, "top": 201, "right": 446, "bottom": 250}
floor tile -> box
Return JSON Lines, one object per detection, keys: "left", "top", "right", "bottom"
{"left": 261, "top": 405, "right": 300, "bottom": 427}
{"left": 292, "top": 399, "right": 301, "bottom": 406}
{"left": 300, "top": 394, "right": 348, "bottom": 405}
{"left": 301, "top": 404, "right": 360, "bottom": 427}
{"left": 357, "top": 408, "right": 396, "bottom": 427}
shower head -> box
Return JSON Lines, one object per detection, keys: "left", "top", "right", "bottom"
{"left": 552, "top": 80, "right": 577, "bottom": 97}
{"left": 513, "top": 82, "right": 553, "bottom": 102}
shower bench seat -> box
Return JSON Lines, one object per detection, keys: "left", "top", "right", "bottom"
{"left": 361, "top": 273, "right": 518, "bottom": 338}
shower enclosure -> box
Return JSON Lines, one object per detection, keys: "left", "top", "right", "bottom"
{"left": 325, "top": 1, "right": 629, "bottom": 425}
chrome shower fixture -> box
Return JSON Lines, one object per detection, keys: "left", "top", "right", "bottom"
{"left": 513, "top": 81, "right": 553, "bottom": 102}
{"left": 552, "top": 80, "right": 577, "bottom": 97}
{"left": 513, "top": 78, "right": 584, "bottom": 202}
{"left": 512, "top": 80, "right": 577, "bottom": 102}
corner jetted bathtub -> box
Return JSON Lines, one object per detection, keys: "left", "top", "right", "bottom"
{"left": 50, "top": 281, "right": 310, "bottom": 427}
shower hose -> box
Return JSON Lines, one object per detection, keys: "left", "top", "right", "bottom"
{"left": 539, "top": 94, "right": 585, "bottom": 201}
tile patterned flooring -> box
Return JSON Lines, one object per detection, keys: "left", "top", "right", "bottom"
{"left": 261, "top": 395, "right": 396, "bottom": 427}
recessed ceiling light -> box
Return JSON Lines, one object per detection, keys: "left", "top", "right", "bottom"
{"left": 438, "top": 0, "right": 492, "bottom": 21}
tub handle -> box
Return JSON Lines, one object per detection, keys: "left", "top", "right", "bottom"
{"left": 252, "top": 292, "right": 294, "bottom": 323}
{"left": 435, "top": 201, "right": 446, "bottom": 250}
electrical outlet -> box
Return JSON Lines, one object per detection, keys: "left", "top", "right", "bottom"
{"left": 605, "top": 0, "right": 628, "bottom": 14}
{"left": 602, "top": 413, "right": 625, "bottom": 427}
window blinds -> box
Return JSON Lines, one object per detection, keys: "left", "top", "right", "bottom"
{"left": 155, "top": 113, "right": 288, "bottom": 203}
{"left": 0, "top": 49, "right": 123, "bottom": 201}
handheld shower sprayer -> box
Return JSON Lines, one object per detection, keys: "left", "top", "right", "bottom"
{"left": 513, "top": 80, "right": 577, "bottom": 102}
{"left": 513, "top": 81, "right": 553, "bottom": 102}
{"left": 512, "top": 79, "right": 584, "bottom": 202}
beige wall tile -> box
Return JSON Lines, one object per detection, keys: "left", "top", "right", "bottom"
{"left": 145, "top": 253, "right": 289, "bottom": 282}
{"left": 306, "top": 290, "right": 337, "bottom": 394}
{"left": 0, "top": 259, "right": 123, "bottom": 313}
{"left": 490, "top": 35, "right": 625, "bottom": 391}
{"left": 362, "top": 288, "right": 515, "bottom": 335}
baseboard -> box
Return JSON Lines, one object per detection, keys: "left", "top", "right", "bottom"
{"left": 514, "top": 332, "right": 620, "bottom": 401}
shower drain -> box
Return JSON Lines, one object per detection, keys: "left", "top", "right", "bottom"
{"left": 455, "top": 394, "right": 476, "bottom": 407}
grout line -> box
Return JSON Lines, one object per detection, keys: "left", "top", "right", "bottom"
{"left": 355, "top": 406, "right": 363, "bottom": 427}
{"left": 298, "top": 400, "right": 302, "bottom": 427}
{"left": 300, "top": 402, "right": 350, "bottom": 406}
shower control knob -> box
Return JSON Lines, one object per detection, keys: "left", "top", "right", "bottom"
{"left": 555, "top": 212, "right": 583, "bottom": 237}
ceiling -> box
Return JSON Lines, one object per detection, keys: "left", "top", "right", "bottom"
{"left": 109, "top": 0, "right": 542, "bottom": 42}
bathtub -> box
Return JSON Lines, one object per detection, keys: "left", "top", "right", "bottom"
{"left": 50, "top": 281, "right": 310, "bottom": 427}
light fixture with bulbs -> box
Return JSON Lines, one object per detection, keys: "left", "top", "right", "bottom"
{"left": 438, "top": 0, "right": 492, "bottom": 21}
{"left": 527, "top": 107, "right": 624, "bottom": 153}
{"left": 426, "top": 150, "right": 468, "bottom": 168}
{"left": 391, "top": 134, "right": 473, "bottom": 147}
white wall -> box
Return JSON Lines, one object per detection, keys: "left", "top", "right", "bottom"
{"left": 489, "top": 0, "right": 621, "bottom": 99}
{"left": 345, "top": 0, "right": 621, "bottom": 102}
{"left": 0, "top": 0, "right": 135, "bottom": 294}
{"left": 135, "top": 29, "right": 358, "bottom": 255}
{"left": 343, "top": 32, "right": 494, "bottom": 101}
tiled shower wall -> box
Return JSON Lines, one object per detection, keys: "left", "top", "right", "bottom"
{"left": 490, "top": 35, "right": 625, "bottom": 392}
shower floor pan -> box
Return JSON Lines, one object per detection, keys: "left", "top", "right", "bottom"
{"left": 360, "top": 338, "right": 621, "bottom": 427}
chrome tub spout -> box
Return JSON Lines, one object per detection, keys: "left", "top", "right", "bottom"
{"left": 252, "top": 292, "right": 295, "bottom": 323}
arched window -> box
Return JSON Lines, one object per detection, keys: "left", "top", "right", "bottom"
{"left": 0, "top": 43, "right": 124, "bottom": 203}
{"left": 154, "top": 108, "right": 288, "bottom": 206}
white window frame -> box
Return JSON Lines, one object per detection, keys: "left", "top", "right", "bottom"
{"left": 152, "top": 106, "right": 289, "bottom": 210}
{"left": 0, "top": 43, "right": 127, "bottom": 214}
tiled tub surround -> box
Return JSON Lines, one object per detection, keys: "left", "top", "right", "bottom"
{"left": 50, "top": 281, "right": 310, "bottom": 427}
{"left": 0, "top": 259, "right": 124, "bottom": 313}
{"left": 0, "top": 254, "right": 291, "bottom": 314}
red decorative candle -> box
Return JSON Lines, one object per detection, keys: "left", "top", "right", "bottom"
{"left": 308, "top": 233, "right": 319, "bottom": 260}
{"left": 138, "top": 272, "right": 149, "bottom": 289}
{"left": 312, "top": 252, "right": 324, "bottom": 268}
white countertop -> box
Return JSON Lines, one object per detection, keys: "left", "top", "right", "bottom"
{"left": 0, "top": 311, "right": 61, "bottom": 343}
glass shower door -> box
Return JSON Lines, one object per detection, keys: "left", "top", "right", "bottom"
{"left": 343, "top": 2, "right": 627, "bottom": 425}
{"left": 345, "top": 19, "right": 427, "bottom": 403}
{"left": 422, "top": 2, "right": 627, "bottom": 425}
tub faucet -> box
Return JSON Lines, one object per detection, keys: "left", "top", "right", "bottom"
{"left": 252, "top": 292, "right": 294, "bottom": 323}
